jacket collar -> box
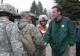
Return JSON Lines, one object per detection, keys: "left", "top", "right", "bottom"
{"left": 0, "top": 18, "right": 9, "bottom": 21}
{"left": 54, "top": 16, "right": 63, "bottom": 23}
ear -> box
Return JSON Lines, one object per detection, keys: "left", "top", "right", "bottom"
{"left": 58, "top": 11, "right": 61, "bottom": 15}
{"left": 9, "top": 14, "right": 12, "bottom": 17}
{"left": 9, "top": 14, "right": 12, "bottom": 18}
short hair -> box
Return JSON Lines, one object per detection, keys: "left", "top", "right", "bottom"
{"left": 52, "top": 5, "right": 63, "bottom": 15}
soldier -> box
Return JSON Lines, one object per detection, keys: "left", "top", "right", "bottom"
{"left": 37, "top": 15, "right": 48, "bottom": 56}
{"left": 0, "top": 3, "right": 27, "bottom": 56}
{"left": 18, "top": 11, "right": 46, "bottom": 56}
{"left": 37, "top": 15, "right": 48, "bottom": 36}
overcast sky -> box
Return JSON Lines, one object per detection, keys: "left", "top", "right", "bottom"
{"left": 1, "top": 0, "right": 56, "bottom": 12}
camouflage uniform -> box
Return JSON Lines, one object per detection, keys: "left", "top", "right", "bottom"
{"left": 36, "top": 15, "right": 48, "bottom": 56}
{"left": 18, "top": 19, "right": 46, "bottom": 56}
{"left": 0, "top": 3, "right": 27, "bottom": 56}
{"left": 38, "top": 15, "right": 48, "bottom": 36}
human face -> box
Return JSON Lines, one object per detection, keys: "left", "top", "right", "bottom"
{"left": 41, "top": 20, "right": 47, "bottom": 26}
{"left": 26, "top": 15, "right": 32, "bottom": 21}
{"left": 52, "top": 8, "right": 61, "bottom": 19}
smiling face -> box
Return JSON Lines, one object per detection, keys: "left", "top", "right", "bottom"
{"left": 40, "top": 20, "right": 47, "bottom": 26}
{"left": 52, "top": 8, "right": 61, "bottom": 19}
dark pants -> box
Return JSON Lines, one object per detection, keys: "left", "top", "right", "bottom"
{"left": 76, "top": 41, "right": 80, "bottom": 56}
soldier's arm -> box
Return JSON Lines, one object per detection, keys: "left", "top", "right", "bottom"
{"left": 6, "top": 23, "right": 27, "bottom": 56}
{"left": 30, "top": 24, "right": 46, "bottom": 49}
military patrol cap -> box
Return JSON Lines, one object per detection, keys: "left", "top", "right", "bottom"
{"left": 39, "top": 15, "right": 48, "bottom": 22}
{"left": 20, "top": 11, "right": 35, "bottom": 17}
{"left": 0, "top": 3, "right": 17, "bottom": 15}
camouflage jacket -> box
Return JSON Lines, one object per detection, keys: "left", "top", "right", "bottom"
{"left": 0, "top": 18, "right": 27, "bottom": 56}
{"left": 18, "top": 19, "right": 46, "bottom": 50}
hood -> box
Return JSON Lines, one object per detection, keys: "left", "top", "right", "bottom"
{"left": 18, "top": 19, "right": 29, "bottom": 30}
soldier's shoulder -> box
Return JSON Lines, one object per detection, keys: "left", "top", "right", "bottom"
{"left": 7, "top": 21, "right": 18, "bottom": 28}
{"left": 8, "top": 21, "right": 17, "bottom": 25}
{"left": 29, "top": 24, "right": 39, "bottom": 31}
{"left": 29, "top": 24, "right": 36, "bottom": 28}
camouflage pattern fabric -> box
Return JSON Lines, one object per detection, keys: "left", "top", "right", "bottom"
{"left": 18, "top": 19, "right": 46, "bottom": 56}
{"left": 0, "top": 18, "right": 27, "bottom": 56}
{"left": 38, "top": 15, "right": 48, "bottom": 22}
{"left": 34, "top": 49, "right": 45, "bottom": 56}
{"left": 0, "top": 3, "right": 17, "bottom": 15}
{"left": 20, "top": 11, "right": 35, "bottom": 17}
